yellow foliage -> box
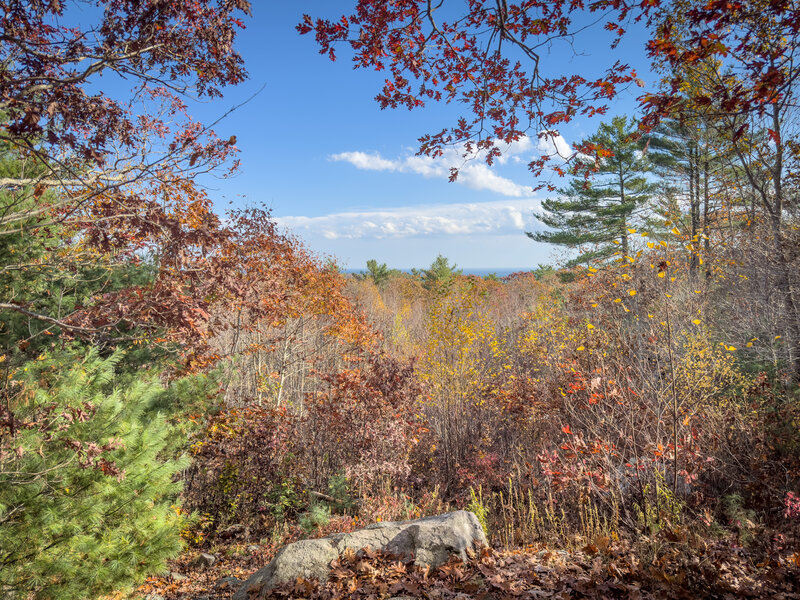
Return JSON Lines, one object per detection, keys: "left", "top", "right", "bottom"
{"left": 390, "top": 302, "right": 413, "bottom": 352}
{"left": 675, "top": 330, "right": 751, "bottom": 408}
{"left": 517, "top": 288, "right": 578, "bottom": 367}
{"left": 419, "top": 284, "right": 508, "bottom": 406}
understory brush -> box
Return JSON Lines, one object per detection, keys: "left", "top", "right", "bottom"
{"left": 182, "top": 249, "right": 800, "bottom": 561}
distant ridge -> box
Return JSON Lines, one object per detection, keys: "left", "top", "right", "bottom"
{"left": 343, "top": 268, "right": 531, "bottom": 278}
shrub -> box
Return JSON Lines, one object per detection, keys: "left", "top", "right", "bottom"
{"left": 300, "top": 503, "right": 332, "bottom": 533}
{"left": 183, "top": 404, "right": 301, "bottom": 530}
{"left": 466, "top": 486, "right": 490, "bottom": 537}
{"left": 304, "top": 352, "right": 425, "bottom": 494}
{"left": 183, "top": 352, "right": 423, "bottom": 533}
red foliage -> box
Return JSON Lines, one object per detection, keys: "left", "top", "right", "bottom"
{"left": 0, "top": 2, "right": 266, "bottom": 372}
{"left": 30, "top": 178, "right": 373, "bottom": 373}
{"left": 304, "top": 353, "right": 426, "bottom": 493}
{"left": 183, "top": 352, "right": 425, "bottom": 531}
{"left": 0, "top": 0, "right": 249, "bottom": 174}
{"left": 183, "top": 404, "right": 301, "bottom": 528}
{"left": 298, "top": 0, "right": 643, "bottom": 178}
{"left": 300, "top": 1, "right": 800, "bottom": 175}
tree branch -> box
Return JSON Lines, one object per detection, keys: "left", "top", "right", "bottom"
{"left": 0, "top": 303, "right": 99, "bottom": 335}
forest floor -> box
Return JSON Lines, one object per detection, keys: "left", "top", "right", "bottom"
{"left": 138, "top": 527, "right": 800, "bottom": 600}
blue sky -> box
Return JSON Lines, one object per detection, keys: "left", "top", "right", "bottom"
{"left": 187, "top": 2, "right": 655, "bottom": 271}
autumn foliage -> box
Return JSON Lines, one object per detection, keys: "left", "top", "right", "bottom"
{"left": 4, "top": 1, "right": 800, "bottom": 599}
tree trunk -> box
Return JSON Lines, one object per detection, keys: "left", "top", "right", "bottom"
{"left": 688, "top": 144, "right": 699, "bottom": 281}
{"left": 619, "top": 169, "right": 629, "bottom": 256}
{"left": 770, "top": 216, "right": 800, "bottom": 383}
{"left": 703, "top": 155, "right": 710, "bottom": 280}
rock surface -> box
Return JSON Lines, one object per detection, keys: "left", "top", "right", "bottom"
{"left": 233, "top": 511, "right": 487, "bottom": 600}
{"left": 191, "top": 552, "right": 217, "bottom": 569}
{"left": 213, "top": 576, "right": 244, "bottom": 592}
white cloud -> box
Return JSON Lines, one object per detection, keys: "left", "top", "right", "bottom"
{"left": 457, "top": 163, "right": 532, "bottom": 197}
{"left": 330, "top": 137, "right": 539, "bottom": 198}
{"left": 496, "top": 135, "right": 534, "bottom": 164}
{"left": 330, "top": 151, "right": 397, "bottom": 171}
{"left": 536, "top": 131, "right": 573, "bottom": 159}
{"left": 275, "top": 198, "right": 545, "bottom": 241}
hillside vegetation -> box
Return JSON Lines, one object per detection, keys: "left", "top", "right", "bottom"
{"left": 2, "top": 1, "right": 800, "bottom": 599}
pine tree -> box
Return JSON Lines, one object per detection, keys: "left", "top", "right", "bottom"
{"left": 0, "top": 127, "right": 159, "bottom": 367}
{"left": 644, "top": 72, "right": 734, "bottom": 282}
{"left": 0, "top": 350, "right": 192, "bottom": 600}
{"left": 416, "top": 254, "right": 462, "bottom": 291}
{"left": 528, "top": 116, "right": 655, "bottom": 267}
{"left": 359, "top": 259, "right": 400, "bottom": 287}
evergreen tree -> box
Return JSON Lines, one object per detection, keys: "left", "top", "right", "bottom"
{"left": 416, "top": 254, "right": 462, "bottom": 290}
{"left": 359, "top": 259, "right": 399, "bottom": 287}
{"left": 0, "top": 350, "right": 193, "bottom": 600}
{"left": 644, "top": 79, "right": 733, "bottom": 282}
{"left": 0, "top": 127, "right": 160, "bottom": 368}
{"left": 528, "top": 116, "right": 655, "bottom": 267}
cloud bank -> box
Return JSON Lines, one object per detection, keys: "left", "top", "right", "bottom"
{"left": 329, "top": 134, "right": 575, "bottom": 198}
{"left": 330, "top": 133, "right": 575, "bottom": 197}
{"left": 275, "top": 198, "right": 544, "bottom": 241}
